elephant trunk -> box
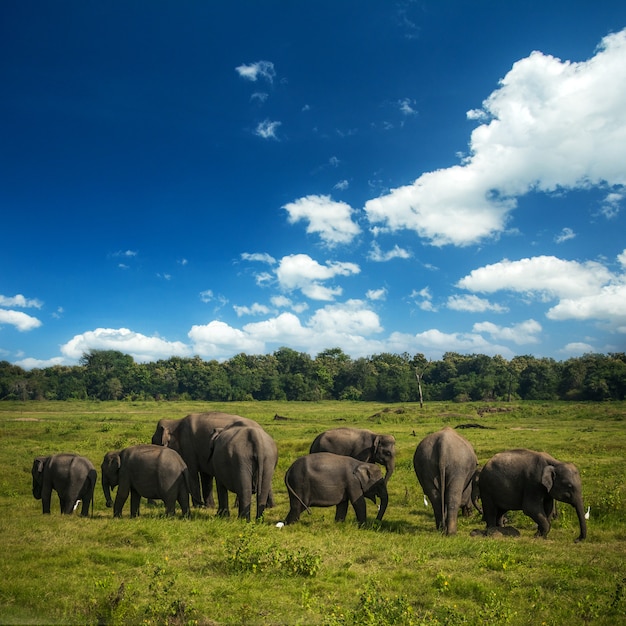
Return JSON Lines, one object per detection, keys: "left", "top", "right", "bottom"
{"left": 102, "top": 475, "right": 114, "bottom": 508}
{"left": 573, "top": 498, "right": 587, "bottom": 542}
{"left": 375, "top": 482, "right": 388, "bottom": 521}
{"left": 384, "top": 458, "right": 395, "bottom": 485}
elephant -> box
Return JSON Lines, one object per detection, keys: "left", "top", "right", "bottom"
{"left": 101, "top": 444, "right": 190, "bottom": 518}
{"left": 32, "top": 453, "right": 96, "bottom": 516}
{"left": 205, "top": 425, "right": 278, "bottom": 521}
{"left": 479, "top": 448, "right": 586, "bottom": 542}
{"left": 309, "top": 427, "right": 396, "bottom": 483}
{"left": 151, "top": 412, "right": 265, "bottom": 507}
{"left": 284, "top": 452, "right": 389, "bottom": 526}
{"left": 413, "top": 427, "right": 480, "bottom": 535}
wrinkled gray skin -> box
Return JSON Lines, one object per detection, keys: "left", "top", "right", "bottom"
{"left": 309, "top": 428, "right": 396, "bottom": 484}
{"left": 205, "top": 425, "right": 278, "bottom": 521}
{"left": 32, "top": 453, "right": 96, "bottom": 516}
{"left": 413, "top": 427, "right": 479, "bottom": 535}
{"left": 480, "top": 448, "right": 586, "bottom": 542}
{"left": 284, "top": 452, "right": 389, "bottom": 526}
{"left": 101, "top": 444, "right": 190, "bottom": 518}
{"left": 151, "top": 412, "right": 265, "bottom": 507}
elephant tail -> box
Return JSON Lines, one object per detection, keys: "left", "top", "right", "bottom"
{"left": 439, "top": 461, "right": 447, "bottom": 531}
{"left": 284, "top": 468, "right": 312, "bottom": 515}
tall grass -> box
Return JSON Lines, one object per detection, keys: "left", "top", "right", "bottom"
{"left": 0, "top": 400, "right": 625, "bottom": 624}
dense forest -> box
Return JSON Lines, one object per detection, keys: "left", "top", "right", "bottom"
{"left": 1, "top": 348, "right": 625, "bottom": 403}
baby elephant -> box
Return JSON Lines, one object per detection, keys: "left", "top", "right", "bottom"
{"left": 101, "top": 444, "right": 190, "bottom": 518}
{"left": 284, "top": 452, "right": 388, "bottom": 526}
{"left": 480, "top": 448, "right": 586, "bottom": 542}
{"left": 32, "top": 453, "right": 97, "bottom": 516}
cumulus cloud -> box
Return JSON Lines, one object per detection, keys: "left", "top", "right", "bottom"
{"left": 364, "top": 29, "right": 626, "bottom": 246}
{"left": 457, "top": 256, "right": 611, "bottom": 300}
{"left": 472, "top": 319, "right": 542, "bottom": 344}
{"left": 0, "top": 309, "right": 42, "bottom": 332}
{"left": 283, "top": 195, "right": 361, "bottom": 246}
{"left": 15, "top": 357, "right": 65, "bottom": 370}
{"left": 447, "top": 294, "right": 508, "bottom": 313}
{"left": 275, "top": 254, "right": 360, "bottom": 301}
{"left": 386, "top": 328, "right": 514, "bottom": 360}
{"left": 233, "top": 303, "right": 271, "bottom": 317}
{"left": 366, "top": 288, "right": 387, "bottom": 301}
{"left": 61, "top": 328, "right": 191, "bottom": 362}
{"left": 235, "top": 60, "right": 276, "bottom": 83}
{"left": 188, "top": 321, "right": 265, "bottom": 359}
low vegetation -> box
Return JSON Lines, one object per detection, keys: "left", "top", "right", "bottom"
{"left": 1, "top": 399, "right": 625, "bottom": 625}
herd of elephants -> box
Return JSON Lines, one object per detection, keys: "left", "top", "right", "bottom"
{"left": 31, "top": 411, "right": 587, "bottom": 542}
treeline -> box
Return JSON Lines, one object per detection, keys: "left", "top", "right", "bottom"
{"left": 1, "top": 348, "right": 625, "bottom": 403}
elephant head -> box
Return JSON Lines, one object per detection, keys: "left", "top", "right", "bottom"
{"left": 542, "top": 461, "right": 587, "bottom": 542}
{"left": 355, "top": 463, "right": 388, "bottom": 521}
{"left": 373, "top": 435, "right": 396, "bottom": 484}
{"left": 101, "top": 451, "right": 121, "bottom": 508}
{"left": 31, "top": 457, "right": 47, "bottom": 499}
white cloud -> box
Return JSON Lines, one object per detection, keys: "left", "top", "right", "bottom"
{"left": 235, "top": 60, "right": 276, "bottom": 83}
{"left": 233, "top": 303, "right": 271, "bottom": 317}
{"left": 255, "top": 119, "right": 281, "bottom": 139}
{"left": 189, "top": 321, "right": 265, "bottom": 359}
{"left": 15, "top": 357, "right": 65, "bottom": 370}
{"left": 364, "top": 29, "right": 626, "bottom": 246}
{"left": 457, "top": 256, "right": 612, "bottom": 300}
{"left": 241, "top": 252, "right": 276, "bottom": 264}
{"left": 472, "top": 319, "right": 542, "bottom": 344}
{"left": 334, "top": 179, "right": 349, "bottom": 191}
{"left": 410, "top": 287, "right": 436, "bottom": 312}
{"left": 366, "top": 288, "right": 387, "bottom": 301}
{"left": 546, "top": 284, "right": 626, "bottom": 330}
{"left": 560, "top": 342, "right": 595, "bottom": 356}
{"left": 0, "top": 294, "right": 43, "bottom": 309}
{"left": 283, "top": 195, "right": 361, "bottom": 246}
{"left": 387, "top": 329, "right": 514, "bottom": 359}
{"left": 447, "top": 294, "right": 508, "bottom": 313}
{"left": 61, "top": 328, "right": 191, "bottom": 362}
{"left": 0, "top": 309, "right": 42, "bottom": 332}
{"left": 398, "top": 98, "right": 417, "bottom": 115}
{"left": 275, "top": 254, "right": 360, "bottom": 301}
{"left": 555, "top": 227, "right": 576, "bottom": 243}
{"left": 600, "top": 189, "right": 624, "bottom": 218}
{"left": 368, "top": 242, "right": 411, "bottom": 262}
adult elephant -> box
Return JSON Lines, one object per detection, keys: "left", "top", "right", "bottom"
{"left": 32, "top": 453, "right": 96, "bottom": 516}
{"left": 205, "top": 425, "right": 277, "bottom": 521}
{"left": 101, "top": 444, "right": 190, "bottom": 518}
{"left": 479, "top": 448, "right": 586, "bottom": 542}
{"left": 284, "top": 452, "right": 388, "bottom": 526}
{"left": 309, "top": 428, "right": 396, "bottom": 483}
{"left": 413, "top": 427, "right": 479, "bottom": 535}
{"left": 151, "top": 412, "right": 263, "bottom": 507}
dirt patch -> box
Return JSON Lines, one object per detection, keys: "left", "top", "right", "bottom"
{"left": 12, "top": 418, "right": 41, "bottom": 421}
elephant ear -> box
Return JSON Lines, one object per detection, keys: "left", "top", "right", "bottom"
{"left": 161, "top": 427, "right": 171, "bottom": 447}
{"left": 206, "top": 428, "right": 223, "bottom": 464}
{"left": 541, "top": 465, "right": 556, "bottom": 492}
{"left": 354, "top": 464, "right": 375, "bottom": 492}
{"left": 35, "top": 457, "right": 46, "bottom": 474}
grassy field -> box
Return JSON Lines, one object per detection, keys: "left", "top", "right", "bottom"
{"left": 0, "top": 400, "right": 625, "bottom": 625}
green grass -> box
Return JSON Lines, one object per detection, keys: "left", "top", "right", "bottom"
{"left": 1, "top": 400, "right": 625, "bottom": 624}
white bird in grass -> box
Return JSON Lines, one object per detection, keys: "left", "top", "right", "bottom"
{"left": 585, "top": 506, "right": 590, "bottom": 520}
{"left": 73, "top": 500, "right": 81, "bottom": 512}
{"left": 423, "top": 495, "right": 429, "bottom": 507}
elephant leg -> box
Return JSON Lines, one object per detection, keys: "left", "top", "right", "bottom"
{"left": 114, "top": 488, "right": 129, "bottom": 518}
{"left": 237, "top": 490, "right": 252, "bottom": 521}
{"left": 524, "top": 502, "right": 551, "bottom": 538}
{"left": 130, "top": 488, "right": 142, "bottom": 518}
{"left": 80, "top": 496, "right": 91, "bottom": 517}
{"left": 178, "top": 483, "right": 190, "bottom": 518}
{"left": 285, "top": 496, "right": 303, "bottom": 524}
{"left": 42, "top": 490, "right": 52, "bottom": 514}
{"left": 351, "top": 495, "right": 367, "bottom": 525}
{"left": 430, "top": 493, "right": 443, "bottom": 530}
{"left": 215, "top": 482, "right": 230, "bottom": 518}
{"left": 200, "top": 471, "right": 214, "bottom": 507}
{"left": 335, "top": 500, "right": 349, "bottom": 522}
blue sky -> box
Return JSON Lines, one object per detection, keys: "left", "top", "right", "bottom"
{"left": 2, "top": 1, "right": 626, "bottom": 369}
